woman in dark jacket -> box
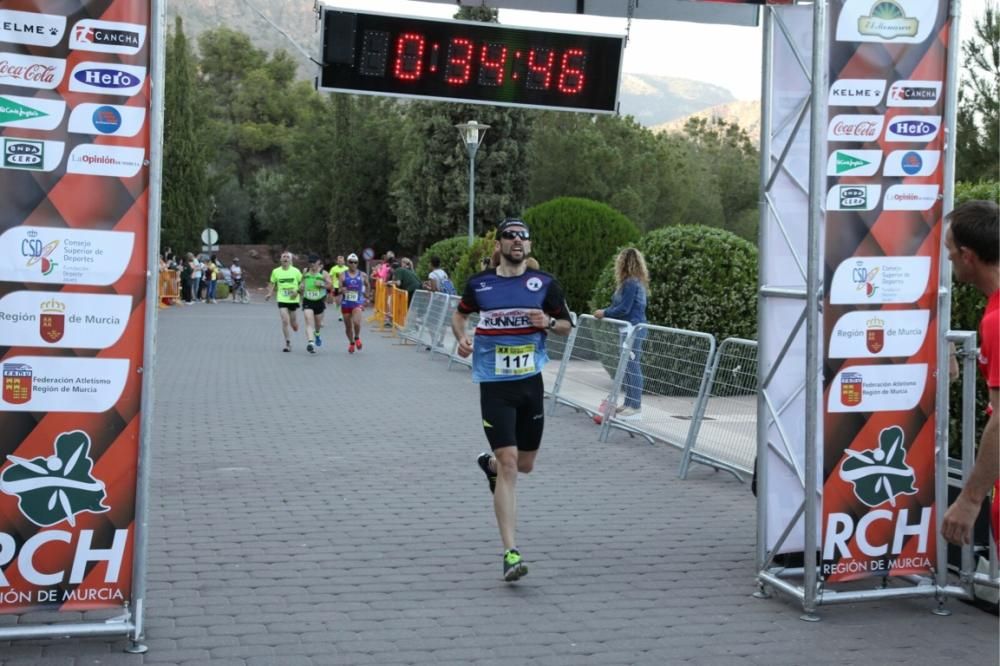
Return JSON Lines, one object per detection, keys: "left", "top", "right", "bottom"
{"left": 594, "top": 247, "right": 649, "bottom": 419}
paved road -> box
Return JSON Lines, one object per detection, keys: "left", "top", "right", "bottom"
{"left": 1, "top": 302, "right": 996, "bottom": 665}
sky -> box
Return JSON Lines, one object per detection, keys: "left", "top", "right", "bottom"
{"left": 324, "top": 0, "right": 989, "bottom": 101}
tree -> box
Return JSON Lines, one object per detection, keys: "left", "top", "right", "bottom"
{"left": 955, "top": 3, "right": 999, "bottom": 183}
{"left": 162, "top": 16, "right": 209, "bottom": 253}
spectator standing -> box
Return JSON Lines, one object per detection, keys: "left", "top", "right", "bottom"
{"left": 191, "top": 255, "right": 204, "bottom": 302}
{"left": 206, "top": 254, "right": 220, "bottom": 304}
{"left": 426, "top": 256, "right": 456, "bottom": 294}
{"left": 230, "top": 258, "right": 243, "bottom": 302}
{"left": 391, "top": 257, "right": 422, "bottom": 304}
{"left": 594, "top": 247, "right": 649, "bottom": 420}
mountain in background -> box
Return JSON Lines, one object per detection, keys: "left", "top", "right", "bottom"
{"left": 168, "top": 1, "right": 747, "bottom": 129}
{"left": 652, "top": 99, "right": 762, "bottom": 146}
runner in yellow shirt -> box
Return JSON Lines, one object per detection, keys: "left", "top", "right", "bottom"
{"left": 330, "top": 255, "right": 350, "bottom": 321}
{"left": 265, "top": 251, "right": 303, "bottom": 353}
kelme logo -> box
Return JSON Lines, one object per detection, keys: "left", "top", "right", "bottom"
{"left": 0, "top": 430, "right": 109, "bottom": 527}
{"left": 839, "top": 425, "right": 917, "bottom": 507}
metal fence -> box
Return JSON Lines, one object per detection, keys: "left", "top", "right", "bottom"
{"left": 678, "top": 338, "right": 758, "bottom": 481}
{"left": 398, "top": 289, "right": 432, "bottom": 345}
{"left": 447, "top": 310, "right": 479, "bottom": 370}
{"left": 596, "top": 323, "right": 717, "bottom": 448}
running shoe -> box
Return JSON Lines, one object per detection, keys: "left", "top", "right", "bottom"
{"left": 617, "top": 407, "right": 642, "bottom": 421}
{"left": 307, "top": 342, "right": 315, "bottom": 354}
{"left": 354, "top": 337, "right": 362, "bottom": 351}
{"left": 348, "top": 342, "right": 355, "bottom": 354}
{"left": 477, "top": 452, "right": 497, "bottom": 495}
{"left": 315, "top": 334, "right": 322, "bottom": 347}
{"left": 283, "top": 340, "right": 291, "bottom": 353}
{"left": 503, "top": 549, "right": 527, "bottom": 582}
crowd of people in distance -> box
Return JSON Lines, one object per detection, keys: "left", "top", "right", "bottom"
{"left": 159, "top": 249, "right": 245, "bottom": 305}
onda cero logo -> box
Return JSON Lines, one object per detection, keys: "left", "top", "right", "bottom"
{"left": 68, "top": 62, "right": 145, "bottom": 97}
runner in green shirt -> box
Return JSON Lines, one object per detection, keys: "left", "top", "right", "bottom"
{"left": 301, "top": 254, "right": 332, "bottom": 354}
{"left": 330, "top": 255, "right": 350, "bottom": 322}
{"left": 265, "top": 251, "right": 303, "bottom": 353}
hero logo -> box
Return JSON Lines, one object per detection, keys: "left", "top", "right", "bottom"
{"left": 828, "top": 115, "right": 884, "bottom": 142}
{"left": 829, "top": 79, "right": 886, "bottom": 107}
{"left": 70, "top": 20, "right": 146, "bottom": 55}
{"left": 887, "top": 80, "right": 941, "bottom": 107}
{"left": 885, "top": 115, "right": 941, "bottom": 142}
{"left": 68, "top": 62, "right": 145, "bottom": 97}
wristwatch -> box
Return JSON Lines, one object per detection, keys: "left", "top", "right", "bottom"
{"left": 547, "top": 316, "right": 557, "bottom": 330}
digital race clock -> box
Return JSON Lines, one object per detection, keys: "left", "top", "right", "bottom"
{"left": 318, "top": 9, "right": 625, "bottom": 113}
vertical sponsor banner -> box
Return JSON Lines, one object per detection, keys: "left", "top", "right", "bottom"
{"left": 822, "top": 0, "right": 949, "bottom": 582}
{"left": 0, "top": 0, "right": 150, "bottom": 611}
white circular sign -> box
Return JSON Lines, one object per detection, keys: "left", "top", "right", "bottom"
{"left": 362, "top": 247, "right": 375, "bottom": 261}
{"left": 201, "top": 228, "right": 219, "bottom": 245}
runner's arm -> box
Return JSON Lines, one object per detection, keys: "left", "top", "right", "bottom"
{"left": 942, "top": 387, "right": 999, "bottom": 545}
{"left": 452, "top": 311, "right": 472, "bottom": 358}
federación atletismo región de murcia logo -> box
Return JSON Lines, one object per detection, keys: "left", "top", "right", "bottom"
{"left": 0, "top": 430, "right": 109, "bottom": 526}
{"left": 839, "top": 425, "right": 917, "bottom": 507}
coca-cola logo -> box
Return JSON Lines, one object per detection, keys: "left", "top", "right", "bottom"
{"left": 832, "top": 120, "right": 880, "bottom": 138}
{"left": 0, "top": 61, "right": 57, "bottom": 84}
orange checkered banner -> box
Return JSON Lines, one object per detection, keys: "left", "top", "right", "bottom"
{"left": 821, "top": 0, "right": 950, "bottom": 582}
{"left": 0, "top": 0, "right": 150, "bottom": 611}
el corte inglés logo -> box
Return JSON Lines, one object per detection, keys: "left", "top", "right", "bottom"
{"left": 0, "top": 430, "right": 109, "bottom": 527}
{"left": 839, "top": 425, "right": 917, "bottom": 507}
{"left": 858, "top": 1, "right": 920, "bottom": 39}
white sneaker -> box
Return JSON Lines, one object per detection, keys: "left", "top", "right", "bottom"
{"left": 617, "top": 407, "right": 642, "bottom": 421}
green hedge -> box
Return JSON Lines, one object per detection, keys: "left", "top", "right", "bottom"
{"left": 452, "top": 230, "right": 496, "bottom": 294}
{"left": 415, "top": 236, "right": 468, "bottom": 283}
{"left": 523, "top": 197, "right": 640, "bottom": 313}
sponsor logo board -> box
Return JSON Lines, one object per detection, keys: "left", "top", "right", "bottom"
{"left": 0, "top": 356, "right": 128, "bottom": 413}
{"left": 68, "top": 104, "right": 145, "bottom": 137}
{"left": 0, "top": 9, "right": 65, "bottom": 47}
{"left": 0, "top": 53, "right": 65, "bottom": 90}
{"left": 66, "top": 144, "right": 144, "bottom": 177}
{"left": 69, "top": 19, "right": 146, "bottom": 55}
{"left": 827, "top": 149, "right": 882, "bottom": 176}
{"left": 829, "top": 79, "right": 886, "bottom": 106}
{"left": 827, "top": 363, "right": 927, "bottom": 413}
{"left": 68, "top": 62, "right": 145, "bottom": 97}
{"left": 829, "top": 310, "right": 930, "bottom": 358}
{"left": 883, "top": 150, "right": 940, "bottom": 177}
{"left": 830, "top": 256, "right": 931, "bottom": 304}
{"left": 887, "top": 80, "right": 942, "bottom": 107}
{"left": 0, "top": 95, "right": 65, "bottom": 130}
{"left": 826, "top": 184, "right": 882, "bottom": 211}
{"left": 836, "top": 0, "right": 937, "bottom": 44}
{"left": 828, "top": 114, "right": 884, "bottom": 142}
{"left": 883, "top": 184, "right": 939, "bottom": 211}
{"left": 0, "top": 291, "right": 131, "bottom": 349}
{"left": 0, "top": 226, "right": 134, "bottom": 286}
{"left": 884, "top": 115, "right": 941, "bottom": 142}
{"left": 1, "top": 137, "right": 64, "bottom": 172}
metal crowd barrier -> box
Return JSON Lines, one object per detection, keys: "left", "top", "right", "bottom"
{"left": 447, "top": 310, "right": 479, "bottom": 370}
{"left": 391, "top": 286, "right": 409, "bottom": 333}
{"left": 398, "top": 289, "right": 432, "bottom": 345}
{"left": 416, "top": 292, "right": 453, "bottom": 353}
{"left": 679, "top": 337, "right": 758, "bottom": 481}
{"left": 596, "top": 323, "right": 717, "bottom": 448}
{"left": 427, "top": 295, "right": 461, "bottom": 358}
{"left": 158, "top": 269, "right": 179, "bottom": 307}
{"left": 367, "top": 279, "right": 389, "bottom": 326}
{"left": 546, "top": 314, "right": 633, "bottom": 421}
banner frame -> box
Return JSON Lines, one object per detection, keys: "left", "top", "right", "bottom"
{"left": 755, "top": 0, "right": 979, "bottom": 617}
{"left": 0, "top": 0, "right": 163, "bottom": 650}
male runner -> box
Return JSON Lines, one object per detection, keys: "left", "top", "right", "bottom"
{"left": 452, "top": 218, "right": 572, "bottom": 581}
{"left": 265, "top": 251, "right": 303, "bottom": 352}
{"left": 330, "top": 255, "right": 349, "bottom": 321}
{"left": 340, "top": 253, "right": 368, "bottom": 353}
{"left": 942, "top": 200, "right": 999, "bottom": 545}
{"left": 301, "top": 254, "right": 332, "bottom": 354}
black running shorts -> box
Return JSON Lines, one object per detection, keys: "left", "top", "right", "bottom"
{"left": 479, "top": 373, "right": 545, "bottom": 452}
{"left": 277, "top": 301, "right": 299, "bottom": 311}
{"left": 303, "top": 298, "right": 326, "bottom": 314}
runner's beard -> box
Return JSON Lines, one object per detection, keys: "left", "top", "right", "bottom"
{"left": 501, "top": 247, "right": 525, "bottom": 265}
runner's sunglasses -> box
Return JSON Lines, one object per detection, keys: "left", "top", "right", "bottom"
{"left": 500, "top": 230, "right": 530, "bottom": 240}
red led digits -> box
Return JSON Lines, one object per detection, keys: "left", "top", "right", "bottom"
{"left": 478, "top": 42, "right": 507, "bottom": 87}
{"left": 393, "top": 32, "right": 426, "bottom": 81}
{"left": 444, "top": 37, "right": 474, "bottom": 85}
{"left": 525, "top": 48, "right": 555, "bottom": 90}
{"left": 557, "top": 48, "right": 586, "bottom": 94}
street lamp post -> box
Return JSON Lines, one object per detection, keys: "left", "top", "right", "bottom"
{"left": 455, "top": 120, "right": 490, "bottom": 246}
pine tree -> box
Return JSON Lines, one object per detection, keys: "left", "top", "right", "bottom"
{"left": 162, "top": 17, "right": 209, "bottom": 253}
{"left": 955, "top": 4, "right": 999, "bottom": 183}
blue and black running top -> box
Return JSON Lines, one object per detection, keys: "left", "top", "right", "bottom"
{"left": 341, "top": 271, "right": 365, "bottom": 308}
{"left": 457, "top": 268, "right": 571, "bottom": 383}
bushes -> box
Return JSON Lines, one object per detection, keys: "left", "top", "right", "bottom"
{"left": 415, "top": 236, "right": 468, "bottom": 282}
{"left": 523, "top": 197, "right": 640, "bottom": 313}
{"left": 451, "top": 230, "right": 495, "bottom": 294}
{"left": 590, "top": 225, "right": 758, "bottom": 342}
